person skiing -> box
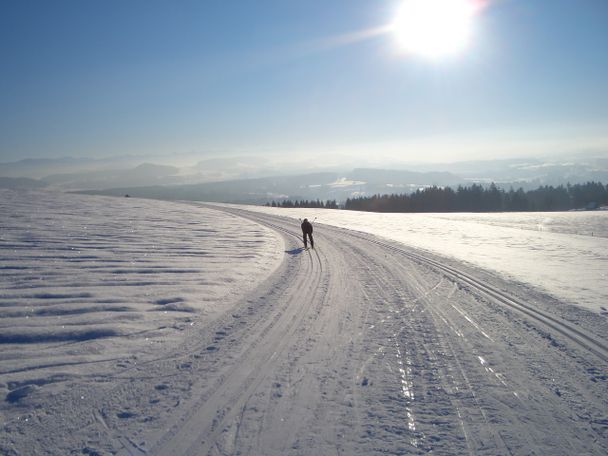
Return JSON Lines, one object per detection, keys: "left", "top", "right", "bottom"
{"left": 301, "top": 218, "right": 314, "bottom": 249}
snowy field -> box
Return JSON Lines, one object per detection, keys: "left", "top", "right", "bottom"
{"left": 0, "top": 190, "right": 283, "bottom": 451}
{"left": 0, "top": 189, "right": 282, "bottom": 352}
{"left": 1, "top": 190, "right": 607, "bottom": 455}
{"left": 233, "top": 204, "right": 608, "bottom": 314}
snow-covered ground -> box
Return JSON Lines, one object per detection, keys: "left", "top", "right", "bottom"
{"left": 1, "top": 190, "right": 607, "bottom": 455}
{"left": 232, "top": 204, "right": 608, "bottom": 314}
{"left": 0, "top": 190, "right": 282, "bottom": 340}
{"left": 0, "top": 190, "right": 283, "bottom": 453}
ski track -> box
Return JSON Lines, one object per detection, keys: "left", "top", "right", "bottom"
{"left": 1, "top": 199, "right": 608, "bottom": 455}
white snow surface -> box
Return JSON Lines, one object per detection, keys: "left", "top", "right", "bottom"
{"left": 0, "top": 190, "right": 283, "bottom": 340}
{"left": 232, "top": 204, "right": 608, "bottom": 313}
{"left": 1, "top": 190, "right": 607, "bottom": 456}
{"left": 0, "top": 191, "right": 283, "bottom": 426}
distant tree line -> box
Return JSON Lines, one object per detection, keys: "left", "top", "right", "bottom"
{"left": 344, "top": 182, "right": 608, "bottom": 212}
{"left": 266, "top": 199, "right": 339, "bottom": 209}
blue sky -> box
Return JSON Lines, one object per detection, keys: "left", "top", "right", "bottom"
{"left": 1, "top": 0, "right": 607, "bottom": 163}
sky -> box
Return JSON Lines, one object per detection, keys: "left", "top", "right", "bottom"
{"left": 1, "top": 0, "right": 607, "bottom": 164}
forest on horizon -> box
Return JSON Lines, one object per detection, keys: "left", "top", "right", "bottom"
{"left": 268, "top": 181, "right": 608, "bottom": 213}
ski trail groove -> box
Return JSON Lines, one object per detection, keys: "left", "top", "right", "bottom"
{"left": 370, "top": 226, "right": 602, "bottom": 362}
{"left": 220, "top": 206, "right": 608, "bottom": 363}
{"left": 4, "top": 201, "right": 607, "bottom": 455}
{"left": 140, "top": 205, "right": 608, "bottom": 455}
{"left": 349, "top": 231, "right": 608, "bottom": 363}
{"left": 147, "top": 216, "right": 325, "bottom": 455}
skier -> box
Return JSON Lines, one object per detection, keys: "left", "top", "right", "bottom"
{"left": 301, "top": 218, "right": 314, "bottom": 249}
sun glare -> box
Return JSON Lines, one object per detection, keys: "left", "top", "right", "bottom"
{"left": 392, "top": 0, "right": 481, "bottom": 58}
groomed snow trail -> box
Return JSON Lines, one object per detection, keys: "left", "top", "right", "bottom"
{"left": 144, "top": 206, "right": 607, "bottom": 455}
{"left": 2, "top": 201, "right": 607, "bottom": 455}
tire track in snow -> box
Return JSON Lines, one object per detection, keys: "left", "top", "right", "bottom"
{"left": 189, "top": 206, "right": 437, "bottom": 454}
{"left": 344, "top": 227, "right": 607, "bottom": 455}
{"left": 398, "top": 264, "right": 516, "bottom": 455}
{"left": 146, "top": 215, "right": 326, "bottom": 455}
{"left": 215, "top": 207, "right": 608, "bottom": 455}
{"left": 243, "top": 228, "right": 365, "bottom": 455}
{"left": 100, "top": 205, "right": 607, "bottom": 455}
{"left": 220, "top": 205, "right": 608, "bottom": 365}
{"left": 345, "top": 242, "right": 427, "bottom": 451}
{"left": 342, "top": 229, "right": 608, "bottom": 364}
{"left": 341, "top": 239, "right": 475, "bottom": 454}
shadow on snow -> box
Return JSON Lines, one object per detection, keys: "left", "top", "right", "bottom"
{"left": 285, "top": 247, "right": 304, "bottom": 255}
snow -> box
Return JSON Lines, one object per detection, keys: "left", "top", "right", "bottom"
{"left": 233, "top": 204, "right": 608, "bottom": 314}
{"left": 0, "top": 190, "right": 283, "bottom": 441}
{"left": 1, "top": 189, "right": 607, "bottom": 455}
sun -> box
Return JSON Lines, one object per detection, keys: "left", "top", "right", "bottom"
{"left": 392, "top": 0, "right": 481, "bottom": 58}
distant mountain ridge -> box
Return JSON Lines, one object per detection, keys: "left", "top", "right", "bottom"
{"left": 79, "top": 172, "right": 341, "bottom": 204}
{"left": 2, "top": 153, "right": 607, "bottom": 200}
{"left": 0, "top": 156, "right": 145, "bottom": 179}
{"left": 77, "top": 169, "right": 468, "bottom": 204}
{"left": 40, "top": 163, "right": 181, "bottom": 189}
{"left": 0, "top": 177, "right": 48, "bottom": 190}
{"left": 348, "top": 168, "right": 465, "bottom": 186}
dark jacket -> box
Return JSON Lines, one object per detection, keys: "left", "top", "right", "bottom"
{"left": 301, "top": 220, "right": 313, "bottom": 234}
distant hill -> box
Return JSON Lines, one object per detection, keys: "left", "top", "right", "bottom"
{"left": 39, "top": 163, "right": 181, "bottom": 190}
{"left": 76, "top": 168, "right": 468, "bottom": 204}
{"left": 4, "top": 153, "right": 607, "bottom": 200}
{"left": 348, "top": 168, "right": 465, "bottom": 186}
{"left": 78, "top": 172, "right": 341, "bottom": 204}
{"left": 0, "top": 157, "right": 146, "bottom": 179}
{"left": 0, "top": 177, "right": 47, "bottom": 190}
{"left": 0, "top": 157, "right": 95, "bottom": 179}
{"left": 403, "top": 156, "right": 608, "bottom": 188}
